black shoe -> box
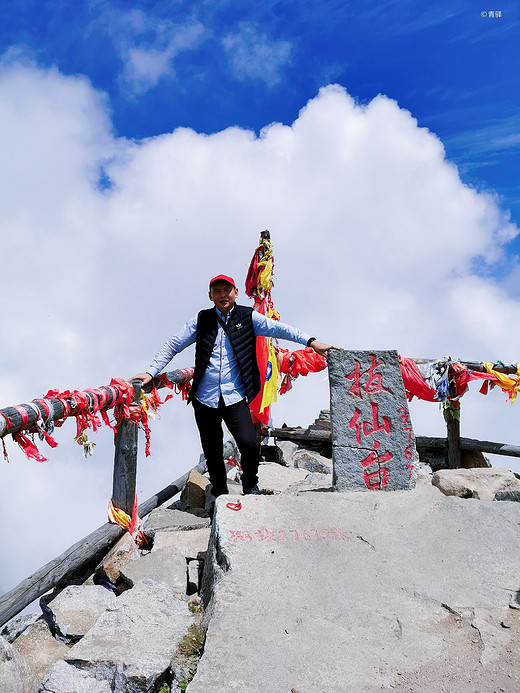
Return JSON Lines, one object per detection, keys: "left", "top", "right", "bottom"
{"left": 243, "top": 484, "right": 260, "bottom": 495}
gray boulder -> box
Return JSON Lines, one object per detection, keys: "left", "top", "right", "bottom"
{"left": 178, "top": 469, "right": 210, "bottom": 510}
{"left": 432, "top": 467, "right": 520, "bottom": 501}
{"left": 292, "top": 449, "right": 332, "bottom": 474}
{"left": 95, "top": 532, "right": 141, "bottom": 584}
{"left": 41, "top": 585, "right": 116, "bottom": 643}
{"left": 274, "top": 440, "right": 300, "bottom": 467}
{"left": 0, "top": 636, "right": 39, "bottom": 693}
{"left": 12, "top": 619, "right": 69, "bottom": 680}
{"left": 62, "top": 580, "right": 192, "bottom": 693}
{"left": 142, "top": 508, "right": 210, "bottom": 539}
{"left": 285, "top": 471, "right": 333, "bottom": 494}
{"left": 40, "top": 659, "right": 111, "bottom": 693}
{"left": 495, "top": 489, "right": 520, "bottom": 502}
{"left": 119, "top": 548, "right": 188, "bottom": 600}
{"left": 152, "top": 527, "right": 211, "bottom": 558}
{"left": 257, "top": 462, "right": 309, "bottom": 493}
{"left": 1, "top": 612, "right": 39, "bottom": 643}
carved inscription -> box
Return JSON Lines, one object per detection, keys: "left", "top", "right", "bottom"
{"left": 229, "top": 528, "right": 349, "bottom": 543}
{"left": 329, "top": 350, "right": 417, "bottom": 491}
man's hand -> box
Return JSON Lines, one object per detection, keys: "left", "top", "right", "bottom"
{"left": 309, "top": 341, "right": 342, "bottom": 357}
{"left": 131, "top": 372, "right": 153, "bottom": 387}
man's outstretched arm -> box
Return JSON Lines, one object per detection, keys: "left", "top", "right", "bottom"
{"left": 131, "top": 317, "right": 198, "bottom": 386}
{"left": 307, "top": 340, "right": 342, "bottom": 357}
{"left": 252, "top": 312, "right": 342, "bottom": 355}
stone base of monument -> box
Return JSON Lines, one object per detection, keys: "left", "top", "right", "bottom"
{"left": 328, "top": 349, "right": 418, "bottom": 492}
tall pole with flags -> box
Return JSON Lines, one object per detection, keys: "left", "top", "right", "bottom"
{"left": 245, "top": 230, "right": 279, "bottom": 427}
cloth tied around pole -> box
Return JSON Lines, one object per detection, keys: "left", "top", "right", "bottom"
{"left": 108, "top": 494, "right": 147, "bottom": 547}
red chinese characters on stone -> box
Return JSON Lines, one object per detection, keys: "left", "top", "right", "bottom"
{"left": 344, "top": 354, "right": 392, "bottom": 399}
{"left": 229, "top": 529, "right": 349, "bottom": 543}
{"left": 229, "top": 530, "right": 252, "bottom": 543}
{"left": 398, "top": 406, "right": 414, "bottom": 479}
{"left": 345, "top": 355, "right": 394, "bottom": 490}
{"left": 360, "top": 442, "right": 392, "bottom": 489}
{"left": 254, "top": 528, "right": 276, "bottom": 541}
{"left": 348, "top": 402, "right": 392, "bottom": 445}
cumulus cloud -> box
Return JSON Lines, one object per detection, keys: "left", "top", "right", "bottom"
{"left": 222, "top": 22, "right": 292, "bottom": 86}
{"left": 0, "top": 64, "right": 519, "bottom": 597}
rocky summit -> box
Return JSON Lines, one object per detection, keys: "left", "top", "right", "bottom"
{"left": 1, "top": 440, "right": 519, "bottom": 692}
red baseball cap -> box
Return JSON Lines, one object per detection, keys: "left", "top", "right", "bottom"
{"left": 209, "top": 274, "right": 237, "bottom": 288}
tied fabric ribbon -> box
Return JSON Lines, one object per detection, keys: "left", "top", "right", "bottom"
{"left": 138, "top": 385, "right": 174, "bottom": 456}
{"left": 108, "top": 494, "right": 147, "bottom": 547}
{"left": 399, "top": 357, "right": 502, "bottom": 403}
{"left": 157, "top": 369, "right": 194, "bottom": 401}
{"left": 399, "top": 357, "right": 438, "bottom": 402}
{"left": 483, "top": 362, "right": 520, "bottom": 402}
{"left": 7, "top": 406, "right": 49, "bottom": 462}
{"left": 278, "top": 347, "right": 328, "bottom": 395}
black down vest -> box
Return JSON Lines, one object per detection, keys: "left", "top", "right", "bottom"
{"left": 188, "top": 305, "right": 261, "bottom": 404}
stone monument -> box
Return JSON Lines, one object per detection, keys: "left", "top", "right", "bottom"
{"left": 328, "top": 349, "right": 418, "bottom": 491}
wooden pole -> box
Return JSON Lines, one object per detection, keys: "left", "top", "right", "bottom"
{"left": 0, "top": 461, "right": 207, "bottom": 629}
{"left": 445, "top": 401, "right": 461, "bottom": 469}
{"left": 111, "top": 381, "right": 141, "bottom": 516}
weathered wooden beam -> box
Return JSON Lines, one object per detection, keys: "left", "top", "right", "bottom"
{"left": 270, "top": 427, "right": 331, "bottom": 442}
{"left": 0, "top": 461, "right": 206, "bottom": 629}
{"left": 272, "top": 427, "right": 520, "bottom": 459}
{"left": 137, "top": 460, "right": 206, "bottom": 517}
{"left": 415, "top": 436, "right": 520, "bottom": 458}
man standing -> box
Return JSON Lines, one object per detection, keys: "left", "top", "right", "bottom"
{"left": 134, "top": 275, "right": 337, "bottom": 497}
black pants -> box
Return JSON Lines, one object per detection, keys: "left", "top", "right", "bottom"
{"left": 192, "top": 397, "right": 260, "bottom": 494}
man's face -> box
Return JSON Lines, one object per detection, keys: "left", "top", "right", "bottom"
{"left": 209, "top": 280, "right": 238, "bottom": 314}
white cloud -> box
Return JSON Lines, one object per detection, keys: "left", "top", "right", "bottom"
{"left": 222, "top": 22, "right": 292, "bottom": 87}
{"left": 92, "top": 8, "right": 205, "bottom": 95}
{"left": 0, "top": 66, "right": 519, "bottom": 600}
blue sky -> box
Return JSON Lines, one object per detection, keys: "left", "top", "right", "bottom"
{"left": 2, "top": 0, "right": 518, "bottom": 239}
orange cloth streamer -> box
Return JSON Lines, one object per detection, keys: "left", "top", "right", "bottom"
{"left": 108, "top": 494, "right": 147, "bottom": 547}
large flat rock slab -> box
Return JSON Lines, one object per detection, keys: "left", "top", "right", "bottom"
{"left": 41, "top": 585, "right": 116, "bottom": 643}
{"left": 189, "top": 485, "right": 520, "bottom": 692}
{"left": 60, "top": 580, "right": 192, "bottom": 693}
{"left": 142, "top": 508, "right": 210, "bottom": 539}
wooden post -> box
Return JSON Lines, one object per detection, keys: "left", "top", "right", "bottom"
{"left": 112, "top": 380, "right": 141, "bottom": 516}
{"left": 445, "top": 401, "right": 461, "bottom": 469}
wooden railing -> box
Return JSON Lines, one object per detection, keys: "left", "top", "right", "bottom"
{"left": 0, "top": 369, "right": 193, "bottom": 516}
{"left": 0, "top": 368, "right": 196, "bottom": 628}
